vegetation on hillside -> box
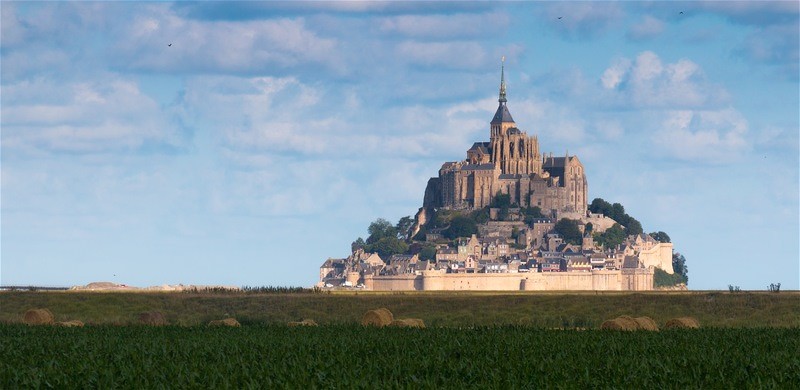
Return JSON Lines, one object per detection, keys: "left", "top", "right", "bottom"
{"left": 589, "top": 198, "right": 643, "bottom": 236}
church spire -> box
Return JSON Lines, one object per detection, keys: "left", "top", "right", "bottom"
{"left": 499, "top": 56, "right": 507, "bottom": 103}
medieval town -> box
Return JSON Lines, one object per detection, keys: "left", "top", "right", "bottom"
{"left": 320, "top": 62, "right": 681, "bottom": 292}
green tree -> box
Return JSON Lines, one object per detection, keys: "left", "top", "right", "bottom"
{"left": 418, "top": 244, "right": 437, "bottom": 261}
{"left": 594, "top": 223, "right": 626, "bottom": 249}
{"left": 585, "top": 222, "right": 593, "bottom": 234}
{"left": 472, "top": 208, "right": 490, "bottom": 224}
{"left": 490, "top": 192, "right": 512, "bottom": 208}
{"left": 624, "top": 218, "right": 643, "bottom": 236}
{"left": 589, "top": 198, "right": 613, "bottom": 216}
{"left": 554, "top": 219, "right": 582, "bottom": 245}
{"left": 369, "top": 236, "right": 408, "bottom": 260}
{"left": 351, "top": 237, "right": 366, "bottom": 252}
{"left": 366, "top": 218, "right": 397, "bottom": 244}
{"left": 395, "top": 216, "right": 414, "bottom": 240}
{"left": 649, "top": 231, "right": 671, "bottom": 243}
{"left": 673, "top": 252, "right": 689, "bottom": 284}
{"left": 443, "top": 216, "right": 478, "bottom": 239}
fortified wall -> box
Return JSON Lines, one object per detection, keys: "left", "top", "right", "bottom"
{"left": 364, "top": 268, "right": 654, "bottom": 292}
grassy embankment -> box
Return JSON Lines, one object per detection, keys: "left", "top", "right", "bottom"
{"left": 2, "top": 290, "right": 798, "bottom": 328}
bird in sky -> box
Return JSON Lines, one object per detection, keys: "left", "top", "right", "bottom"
{"left": 680, "top": 11, "right": 684, "bottom": 15}
{"left": 168, "top": 43, "right": 172, "bottom": 47}
{"left": 558, "top": 16, "right": 563, "bottom": 20}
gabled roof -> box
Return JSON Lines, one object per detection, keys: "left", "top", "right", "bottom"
{"left": 468, "top": 142, "right": 491, "bottom": 154}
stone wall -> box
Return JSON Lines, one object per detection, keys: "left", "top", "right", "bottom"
{"left": 367, "top": 268, "right": 654, "bottom": 291}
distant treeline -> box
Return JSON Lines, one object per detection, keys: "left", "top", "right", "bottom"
{"left": 0, "top": 286, "right": 70, "bottom": 291}
{"left": 182, "top": 286, "right": 326, "bottom": 294}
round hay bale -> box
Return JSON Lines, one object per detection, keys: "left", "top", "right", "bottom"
{"left": 665, "top": 317, "right": 700, "bottom": 329}
{"left": 600, "top": 316, "right": 639, "bottom": 331}
{"left": 56, "top": 320, "right": 84, "bottom": 327}
{"left": 600, "top": 318, "right": 624, "bottom": 330}
{"left": 23, "top": 309, "right": 54, "bottom": 325}
{"left": 138, "top": 311, "right": 167, "bottom": 326}
{"left": 361, "top": 308, "right": 394, "bottom": 327}
{"left": 288, "top": 319, "right": 318, "bottom": 327}
{"left": 208, "top": 318, "right": 240, "bottom": 327}
{"left": 390, "top": 318, "right": 426, "bottom": 328}
{"left": 633, "top": 317, "right": 659, "bottom": 331}
{"left": 615, "top": 316, "right": 640, "bottom": 330}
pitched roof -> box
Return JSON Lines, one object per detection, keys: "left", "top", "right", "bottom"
{"left": 491, "top": 103, "right": 514, "bottom": 124}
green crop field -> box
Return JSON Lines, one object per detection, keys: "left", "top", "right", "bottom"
{"left": 2, "top": 324, "right": 798, "bottom": 388}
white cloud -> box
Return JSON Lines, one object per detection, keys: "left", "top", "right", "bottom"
{"left": 601, "top": 58, "right": 631, "bottom": 89}
{"left": 600, "top": 51, "right": 728, "bottom": 108}
{"left": 627, "top": 15, "right": 665, "bottom": 41}
{"left": 2, "top": 76, "right": 184, "bottom": 154}
{"left": 113, "top": 10, "right": 341, "bottom": 74}
{"left": 542, "top": 2, "right": 625, "bottom": 39}
{"left": 654, "top": 108, "right": 749, "bottom": 163}
{"left": 395, "top": 41, "right": 488, "bottom": 70}
{"left": 378, "top": 12, "right": 510, "bottom": 39}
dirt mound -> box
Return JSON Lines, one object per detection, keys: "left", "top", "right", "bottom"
{"left": 139, "top": 311, "right": 167, "bottom": 326}
{"left": 208, "top": 318, "right": 240, "bottom": 327}
{"left": 361, "top": 308, "right": 394, "bottom": 327}
{"left": 665, "top": 317, "right": 700, "bottom": 329}
{"left": 390, "top": 318, "right": 425, "bottom": 328}
{"left": 23, "top": 309, "right": 54, "bottom": 325}
{"left": 288, "top": 319, "right": 318, "bottom": 327}
{"left": 633, "top": 317, "right": 659, "bottom": 331}
{"left": 56, "top": 320, "right": 84, "bottom": 327}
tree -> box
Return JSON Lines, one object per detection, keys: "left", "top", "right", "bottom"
{"left": 443, "top": 216, "right": 478, "bottom": 239}
{"left": 594, "top": 223, "right": 625, "bottom": 249}
{"left": 351, "top": 237, "right": 366, "bottom": 252}
{"left": 418, "top": 244, "right": 437, "bottom": 261}
{"left": 624, "top": 218, "right": 643, "bottom": 236}
{"left": 554, "top": 219, "right": 582, "bottom": 245}
{"left": 649, "top": 231, "right": 671, "bottom": 243}
{"left": 369, "top": 236, "right": 408, "bottom": 260}
{"left": 673, "top": 252, "right": 688, "bottom": 284}
{"left": 585, "top": 222, "right": 593, "bottom": 234}
{"left": 589, "top": 198, "right": 613, "bottom": 216}
{"left": 490, "top": 192, "right": 512, "bottom": 208}
{"left": 395, "top": 216, "right": 414, "bottom": 240}
{"left": 472, "top": 208, "right": 490, "bottom": 224}
{"left": 366, "top": 218, "right": 397, "bottom": 244}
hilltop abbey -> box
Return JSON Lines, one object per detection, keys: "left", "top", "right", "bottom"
{"left": 423, "top": 60, "right": 587, "bottom": 215}
{"left": 319, "top": 61, "right": 677, "bottom": 292}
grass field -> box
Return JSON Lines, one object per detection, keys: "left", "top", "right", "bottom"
{"left": 2, "top": 290, "right": 798, "bottom": 328}
{"left": 2, "top": 324, "right": 798, "bottom": 388}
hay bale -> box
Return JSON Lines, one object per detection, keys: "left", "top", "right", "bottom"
{"left": 390, "top": 318, "right": 426, "bottom": 328}
{"left": 361, "top": 308, "right": 394, "bottom": 327}
{"left": 208, "top": 318, "right": 240, "bottom": 327}
{"left": 23, "top": 309, "right": 54, "bottom": 325}
{"left": 633, "top": 317, "right": 659, "bottom": 331}
{"left": 600, "top": 316, "right": 639, "bottom": 331}
{"left": 664, "top": 317, "right": 700, "bottom": 329}
{"left": 288, "top": 319, "right": 318, "bottom": 327}
{"left": 138, "top": 311, "right": 167, "bottom": 326}
{"left": 56, "top": 320, "right": 84, "bottom": 327}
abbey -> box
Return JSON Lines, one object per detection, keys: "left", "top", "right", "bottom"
{"left": 424, "top": 61, "right": 587, "bottom": 215}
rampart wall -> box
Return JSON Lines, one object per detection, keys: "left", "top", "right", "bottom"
{"left": 365, "top": 268, "right": 653, "bottom": 291}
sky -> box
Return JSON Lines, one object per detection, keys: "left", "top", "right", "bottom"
{"left": 1, "top": 1, "right": 798, "bottom": 290}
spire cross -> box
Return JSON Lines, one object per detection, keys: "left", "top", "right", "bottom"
{"left": 499, "top": 56, "right": 507, "bottom": 103}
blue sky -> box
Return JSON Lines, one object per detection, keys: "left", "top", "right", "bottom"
{"left": 2, "top": 1, "right": 798, "bottom": 290}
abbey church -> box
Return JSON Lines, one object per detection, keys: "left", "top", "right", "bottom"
{"left": 423, "top": 61, "right": 588, "bottom": 216}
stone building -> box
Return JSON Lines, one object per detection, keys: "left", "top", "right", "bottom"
{"left": 423, "top": 60, "right": 588, "bottom": 216}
